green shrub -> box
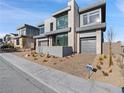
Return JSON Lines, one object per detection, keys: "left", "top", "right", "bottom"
{"left": 1, "top": 43, "right": 14, "bottom": 49}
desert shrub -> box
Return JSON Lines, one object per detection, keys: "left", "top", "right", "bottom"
{"left": 31, "top": 52, "right": 37, "bottom": 57}
{"left": 59, "top": 59, "right": 63, "bottom": 62}
{"left": 96, "top": 65, "right": 101, "bottom": 70}
{"left": 98, "top": 56, "right": 104, "bottom": 65}
{"left": 109, "top": 69, "right": 112, "bottom": 73}
{"left": 53, "top": 63, "right": 57, "bottom": 65}
{"left": 1, "top": 43, "right": 14, "bottom": 49}
{"left": 52, "top": 56, "right": 57, "bottom": 58}
{"left": 40, "top": 53, "right": 44, "bottom": 57}
{"left": 102, "top": 54, "right": 107, "bottom": 59}
{"left": 43, "top": 59, "right": 47, "bottom": 62}
{"left": 102, "top": 71, "right": 109, "bottom": 76}
{"left": 34, "top": 57, "right": 38, "bottom": 60}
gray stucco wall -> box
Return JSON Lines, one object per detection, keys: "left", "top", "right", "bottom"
{"left": 36, "top": 46, "right": 72, "bottom": 57}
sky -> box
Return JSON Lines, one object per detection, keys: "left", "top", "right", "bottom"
{"left": 0, "top": 0, "right": 124, "bottom": 41}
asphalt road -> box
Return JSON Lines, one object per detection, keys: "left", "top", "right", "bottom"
{"left": 0, "top": 57, "right": 56, "bottom": 93}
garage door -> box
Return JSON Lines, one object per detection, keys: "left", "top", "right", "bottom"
{"left": 80, "top": 37, "right": 96, "bottom": 54}
{"left": 38, "top": 41, "right": 48, "bottom": 46}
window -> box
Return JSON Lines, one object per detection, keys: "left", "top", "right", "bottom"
{"left": 83, "top": 14, "right": 88, "bottom": 25}
{"left": 56, "top": 15, "right": 68, "bottom": 30}
{"left": 89, "top": 13, "right": 100, "bottom": 24}
{"left": 16, "top": 39, "right": 19, "bottom": 45}
{"left": 80, "top": 9, "right": 101, "bottom": 26}
{"left": 53, "top": 33, "right": 68, "bottom": 46}
{"left": 18, "top": 29, "right": 26, "bottom": 36}
{"left": 50, "top": 23, "right": 53, "bottom": 31}
{"left": 39, "top": 26, "right": 44, "bottom": 34}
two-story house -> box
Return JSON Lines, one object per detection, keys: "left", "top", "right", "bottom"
{"left": 34, "top": 0, "right": 106, "bottom": 57}
{"left": 14, "top": 24, "right": 39, "bottom": 49}
{"left": 4, "top": 33, "right": 18, "bottom": 45}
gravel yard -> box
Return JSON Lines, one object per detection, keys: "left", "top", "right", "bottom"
{"left": 14, "top": 51, "right": 124, "bottom": 87}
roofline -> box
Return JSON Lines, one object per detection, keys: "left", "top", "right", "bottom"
{"left": 52, "top": 6, "right": 71, "bottom": 17}
{"left": 79, "top": 0, "right": 106, "bottom": 13}
{"left": 37, "top": 22, "right": 44, "bottom": 27}
{"left": 37, "top": 24, "right": 44, "bottom": 27}
{"left": 17, "top": 24, "right": 39, "bottom": 30}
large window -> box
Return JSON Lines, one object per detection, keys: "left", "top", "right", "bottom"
{"left": 18, "top": 30, "right": 26, "bottom": 36}
{"left": 39, "top": 26, "right": 44, "bottom": 34}
{"left": 53, "top": 33, "right": 68, "bottom": 46}
{"left": 56, "top": 15, "right": 68, "bottom": 30}
{"left": 80, "top": 9, "right": 101, "bottom": 26}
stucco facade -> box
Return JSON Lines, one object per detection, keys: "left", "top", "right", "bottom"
{"left": 34, "top": 0, "right": 106, "bottom": 57}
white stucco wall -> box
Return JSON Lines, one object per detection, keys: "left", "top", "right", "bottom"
{"left": 96, "top": 30, "right": 102, "bottom": 54}
{"left": 44, "top": 17, "right": 56, "bottom": 33}
{"left": 68, "top": 0, "right": 79, "bottom": 52}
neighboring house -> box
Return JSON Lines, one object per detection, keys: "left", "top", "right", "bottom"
{"left": 103, "top": 41, "right": 124, "bottom": 55}
{"left": 34, "top": 0, "right": 106, "bottom": 57}
{"left": 4, "top": 33, "right": 18, "bottom": 45}
{"left": 37, "top": 23, "right": 45, "bottom": 34}
{"left": 0, "top": 38, "right": 3, "bottom": 45}
{"left": 14, "top": 24, "right": 39, "bottom": 49}
{"left": 0, "top": 38, "right": 3, "bottom": 42}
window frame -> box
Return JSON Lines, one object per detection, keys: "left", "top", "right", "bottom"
{"left": 80, "top": 9, "right": 101, "bottom": 27}
{"left": 53, "top": 33, "right": 68, "bottom": 46}
{"left": 56, "top": 15, "right": 68, "bottom": 30}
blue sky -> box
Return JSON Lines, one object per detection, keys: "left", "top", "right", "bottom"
{"left": 0, "top": 0, "right": 124, "bottom": 41}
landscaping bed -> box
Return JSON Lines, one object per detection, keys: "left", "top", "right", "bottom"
{"left": 14, "top": 51, "right": 124, "bottom": 87}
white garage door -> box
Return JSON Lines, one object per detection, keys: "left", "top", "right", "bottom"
{"left": 80, "top": 37, "right": 96, "bottom": 54}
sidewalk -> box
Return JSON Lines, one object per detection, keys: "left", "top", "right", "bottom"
{"left": 0, "top": 53, "right": 122, "bottom": 93}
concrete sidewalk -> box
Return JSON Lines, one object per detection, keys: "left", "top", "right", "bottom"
{"left": 0, "top": 53, "right": 122, "bottom": 93}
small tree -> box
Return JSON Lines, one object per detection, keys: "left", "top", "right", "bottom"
{"left": 107, "top": 26, "right": 114, "bottom": 67}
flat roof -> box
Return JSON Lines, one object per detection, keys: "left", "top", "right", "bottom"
{"left": 52, "top": 6, "right": 71, "bottom": 17}
{"left": 79, "top": 0, "right": 106, "bottom": 13}
{"left": 17, "top": 24, "right": 39, "bottom": 30}
{"left": 37, "top": 22, "right": 44, "bottom": 27}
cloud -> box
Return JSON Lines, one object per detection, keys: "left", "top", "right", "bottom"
{"left": 0, "top": 2, "right": 50, "bottom": 24}
{"left": 19, "top": 0, "right": 65, "bottom": 3}
{"left": 116, "top": 0, "right": 124, "bottom": 14}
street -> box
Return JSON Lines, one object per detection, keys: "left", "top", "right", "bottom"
{"left": 0, "top": 57, "right": 56, "bottom": 93}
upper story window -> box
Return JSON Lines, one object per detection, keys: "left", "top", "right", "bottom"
{"left": 56, "top": 15, "right": 68, "bottom": 30}
{"left": 39, "top": 25, "right": 44, "bottom": 34}
{"left": 18, "top": 29, "right": 26, "bottom": 36}
{"left": 50, "top": 22, "right": 53, "bottom": 31}
{"left": 80, "top": 9, "right": 101, "bottom": 27}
